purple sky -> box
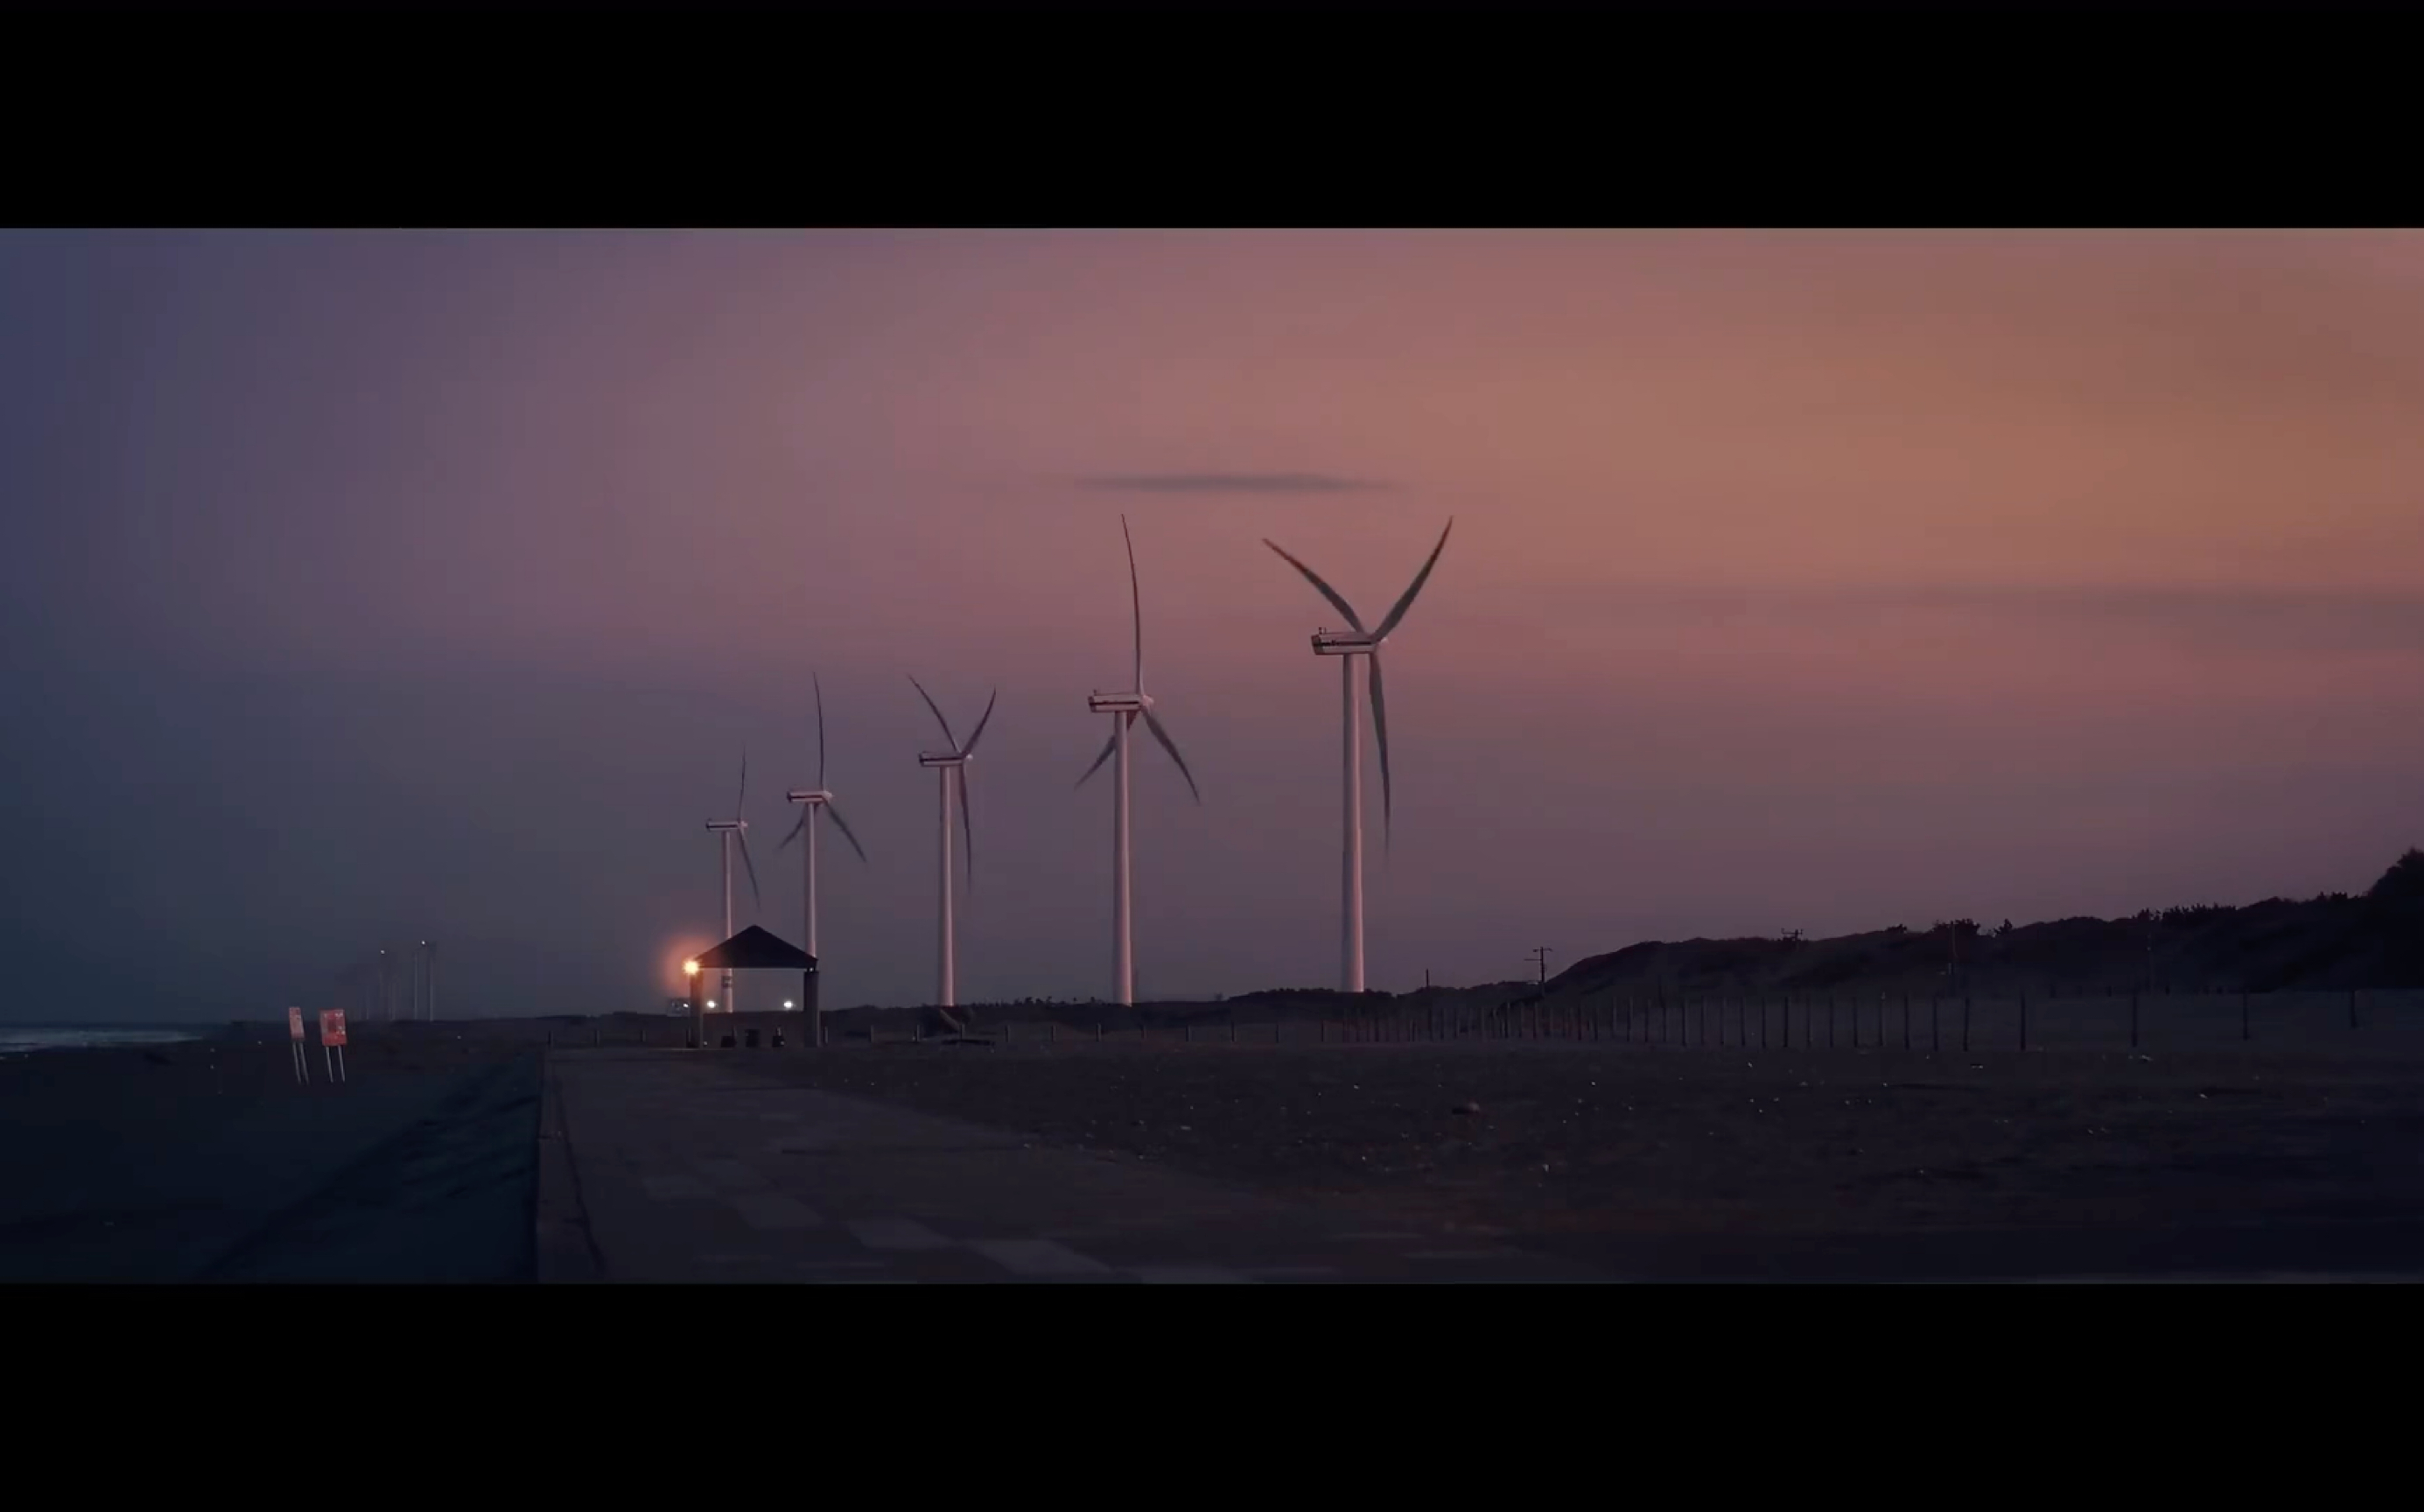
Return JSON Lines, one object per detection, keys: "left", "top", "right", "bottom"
{"left": 4, "top": 230, "right": 2420, "bottom": 1020}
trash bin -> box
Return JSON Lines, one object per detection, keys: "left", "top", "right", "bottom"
{"left": 744, "top": 1028, "right": 761, "bottom": 1049}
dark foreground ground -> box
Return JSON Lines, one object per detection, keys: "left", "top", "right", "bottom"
{"left": 711, "top": 1040, "right": 2424, "bottom": 1279}
{"left": 0, "top": 1033, "right": 540, "bottom": 1282}
{"left": 11, "top": 1019, "right": 2424, "bottom": 1281}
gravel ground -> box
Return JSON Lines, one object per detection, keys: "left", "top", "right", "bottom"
{"left": 711, "top": 1040, "right": 2424, "bottom": 1254}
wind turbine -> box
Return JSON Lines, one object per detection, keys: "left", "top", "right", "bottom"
{"left": 910, "top": 677, "right": 996, "bottom": 1010}
{"left": 1263, "top": 517, "right": 1454, "bottom": 994}
{"left": 1078, "top": 514, "right": 1201, "bottom": 1006}
{"left": 704, "top": 749, "right": 761, "bottom": 1016}
{"left": 779, "top": 674, "right": 869, "bottom": 1029}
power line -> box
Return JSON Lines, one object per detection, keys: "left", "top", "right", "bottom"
{"left": 1524, "top": 946, "right": 1553, "bottom": 990}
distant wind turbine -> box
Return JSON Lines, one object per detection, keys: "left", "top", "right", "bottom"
{"left": 1263, "top": 517, "right": 1454, "bottom": 993}
{"left": 704, "top": 747, "right": 761, "bottom": 1015}
{"left": 1078, "top": 514, "right": 1201, "bottom": 1007}
{"left": 780, "top": 674, "right": 869, "bottom": 1035}
{"left": 910, "top": 676, "right": 997, "bottom": 1010}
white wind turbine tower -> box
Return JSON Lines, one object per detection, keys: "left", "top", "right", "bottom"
{"left": 1077, "top": 515, "right": 1201, "bottom": 1007}
{"left": 703, "top": 749, "right": 762, "bottom": 1016}
{"left": 1264, "top": 518, "right": 1454, "bottom": 994}
{"left": 910, "top": 677, "right": 997, "bottom": 1010}
{"left": 779, "top": 674, "right": 869, "bottom": 1003}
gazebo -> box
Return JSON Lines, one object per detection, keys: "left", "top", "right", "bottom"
{"left": 687, "top": 925, "right": 820, "bottom": 1048}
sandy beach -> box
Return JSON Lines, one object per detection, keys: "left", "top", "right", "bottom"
{"left": 0, "top": 1027, "right": 541, "bottom": 1282}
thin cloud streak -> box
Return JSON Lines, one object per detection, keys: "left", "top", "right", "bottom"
{"left": 1535, "top": 582, "right": 2424, "bottom": 655}
{"left": 1078, "top": 472, "right": 1391, "bottom": 494}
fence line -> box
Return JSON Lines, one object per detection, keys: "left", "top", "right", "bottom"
{"left": 594, "top": 985, "right": 2423, "bottom": 1054}
{"left": 854, "top": 987, "right": 2421, "bottom": 1054}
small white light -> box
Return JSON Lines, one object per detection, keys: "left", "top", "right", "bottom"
{"left": 782, "top": 1000, "right": 794, "bottom": 1010}
{"left": 706, "top": 999, "right": 717, "bottom": 1009}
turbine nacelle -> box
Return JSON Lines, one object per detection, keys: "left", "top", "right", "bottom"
{"left": 918, "top": 752, "right": 969, "bottom": 768}
{"left": 1087, "top": 691, "right": 1153, "bottom": 713}
{"left": 1312, "top": 629, "right": 1380, "bottom": 655}
{"left": 785, "top": 788, "right": 834, "bottom": 805}
{"left": 705, "top": 819, "right": 746, "bottom": 832}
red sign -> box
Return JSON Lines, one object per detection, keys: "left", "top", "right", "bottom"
{"left": 319, "top": 1010, "right": 348, "bottom": 1047}
{"left": 288, "top": 1006, "right": 305, "bottom": 1040}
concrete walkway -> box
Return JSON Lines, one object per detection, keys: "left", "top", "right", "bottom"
{"left": 538, "top": 1049, "right": 1610, "bottom": 1284}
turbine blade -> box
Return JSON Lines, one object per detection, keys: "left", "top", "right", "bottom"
{"left": 775, "top": 813, "right": 806, "bottom": 853}
{"left": 961, "top": 688, "right": 998, "bottom": 756}
{"left": 1075, "top": 731, "right": 1118, "bottom": 789}
{"left": 737, "top": 830, "right": 763, "bottom": 912}
{"left": 1123, "top": 513, "right": 1143, "bottom": 691}
{"left": 815, "top": 671, "right": 828, "bottom": 788}
{"left": 956, "top": 766, "right": 974, "bottom": 893}
{"left": 1141, "top": 708, "right": 1202, "bottom": 804}
{"left": 1373, "top": 517, "right": 1454, "bottom": 640}
{"left": 908, "top": 676, "right": 958, "bottom": 750}
{"left": 736, "top": 746, "right": 747, "bottom": 817}
{"left": 1368, "top": 653, "right": 1393, "bottom": 851}
{"left": 824, "top": 802, "right": 870, "bottom": 863}
{"left": 1263, "top": 539, "right": 1366, "bottom": 633}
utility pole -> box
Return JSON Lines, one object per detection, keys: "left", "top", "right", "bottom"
{"left": 1525, "top": 947, "right": 1552, "bottom": 990}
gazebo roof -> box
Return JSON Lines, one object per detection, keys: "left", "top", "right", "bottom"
{"left": 691, "top": 925, "right": 816, "bottom": 971}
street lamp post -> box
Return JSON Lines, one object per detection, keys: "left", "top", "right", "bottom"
{"left": 685, "top": 959, "right": 704, "bottom": 1049}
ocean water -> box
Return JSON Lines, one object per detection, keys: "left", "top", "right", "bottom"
{"left": 0, "top": 1026, "right": 209, "bottom": 1056}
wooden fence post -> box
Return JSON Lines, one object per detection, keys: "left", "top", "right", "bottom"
{"left": 2130, "top": 991, "right": 2140, "bottom": 1050}
{"left": 1962, "top": 997, "right": 1972, "bottom": 1054}
{"left": 1930, "top": 997, "right": 1939, "bottom": 1053}
{"left": 2019, "top": 993, "right": 2028, "bottom": 1053}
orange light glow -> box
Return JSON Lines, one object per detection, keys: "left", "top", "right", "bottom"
{"left": 683, "top": 959, "right": 699, "bottom": 976}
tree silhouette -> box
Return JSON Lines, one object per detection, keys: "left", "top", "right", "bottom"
{"left": 2370, "top": 848, "right": 2424, "bottom": 902}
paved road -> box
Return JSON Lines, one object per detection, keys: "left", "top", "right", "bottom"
{"left": 538, "top": 1049, "right": 1610, "bottom": 1284}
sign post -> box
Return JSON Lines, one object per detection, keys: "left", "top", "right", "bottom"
{"left": 319, "top": 1010, "right": 349, "bottom": 1083}
{"left": 288, "top": 1006, "right": 310, "bottom": 1084}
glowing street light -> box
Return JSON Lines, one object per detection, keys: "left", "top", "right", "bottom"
{"left": 684, "top": 959, "right": 700, "bottom": 978}
{"left": 782, "top": 999, "right": 795, "bottom": 1010}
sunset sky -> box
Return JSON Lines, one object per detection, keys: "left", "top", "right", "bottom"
{"left": 4, "top": 229, "right": 2420, "bottom": 1020}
